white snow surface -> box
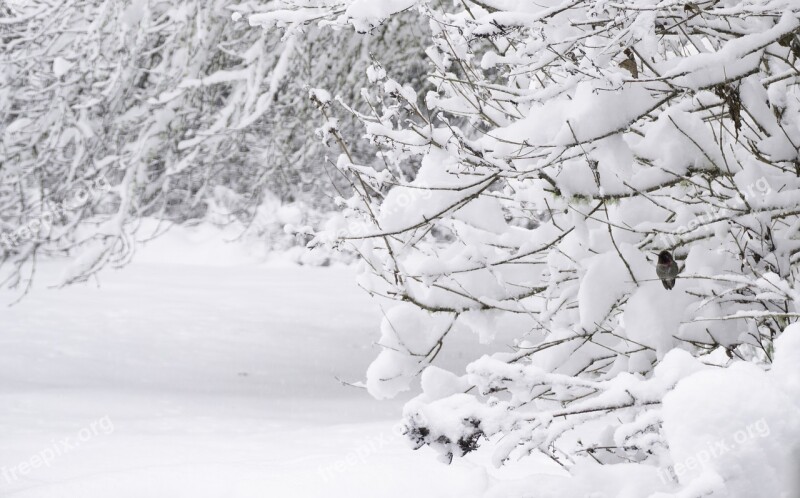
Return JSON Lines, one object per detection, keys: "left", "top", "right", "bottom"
{"left": 1, "top": 263, "right": 408, "bottom": 497}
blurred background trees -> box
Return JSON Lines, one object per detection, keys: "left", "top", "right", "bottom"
{"left": 0, "top": 0, "right": 427, "bottom": 290}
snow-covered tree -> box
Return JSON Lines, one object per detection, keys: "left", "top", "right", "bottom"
{"left": 0, "top": 0, "right": 427, "bottom": 291}
{"left": 255, "top": 1, "right": 800, "bottom": 495}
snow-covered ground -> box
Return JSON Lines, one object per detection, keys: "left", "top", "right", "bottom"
{"left": 0, "top": 250, "right": 537, "bottom": 498}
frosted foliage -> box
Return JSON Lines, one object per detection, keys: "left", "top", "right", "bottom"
{"left": 261, "top": 0, "right": 800, "bottom": 495}
{"left": 0, "top": 0, "right": 427, "bottom": 292}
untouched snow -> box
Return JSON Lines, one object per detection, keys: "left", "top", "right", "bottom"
{"left": 0, "top": 257, "right": 545, "bottom": 497}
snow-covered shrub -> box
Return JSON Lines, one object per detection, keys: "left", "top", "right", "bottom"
{"left": 255, "top": 1, "right": 800, "bottom": 495}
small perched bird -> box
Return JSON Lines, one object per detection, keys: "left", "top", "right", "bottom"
{"left": 656, "top": 250, "right": 679, "bottom": 290}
